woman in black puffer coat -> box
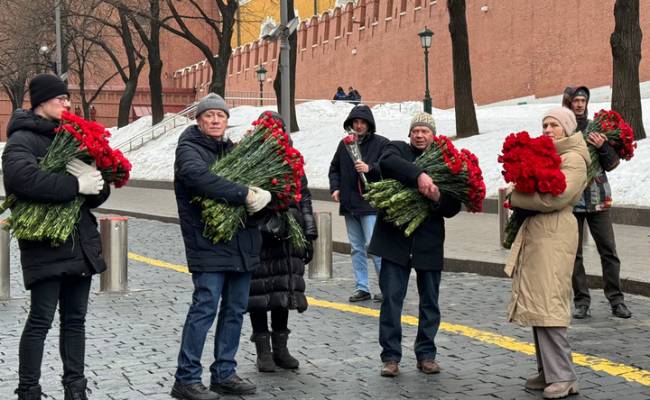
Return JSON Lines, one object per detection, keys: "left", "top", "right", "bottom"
{"left": 247, "top": 112, "right": 318, "bottom": 372}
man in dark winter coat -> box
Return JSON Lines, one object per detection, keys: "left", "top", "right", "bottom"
{"left": 562, "top": 86, "right": 632, "bottom": 319}
{"left": 328, "top": 104, "right": 389, "bottom": 302}
{"left": 346, "top": 86, "right": 361, "bottom": 105}
{"left": 172, "top": 93, "right": 272, "bottom": 400}
{"left": 2, "top": 74, "right": 109, "bottom": 400}
{"left": 369, "top": 112, "right": 461, "bottom": 378}
{"left": 247, "top": 111, "right": 318, "bottom": 373}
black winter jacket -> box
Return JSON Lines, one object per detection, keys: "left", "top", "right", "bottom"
{"left": 248, "top": 175, "right": 317, "bottom": 313}
{"left": 1, "top": 109, "right": 110, "bottom": 289}
{"left": 328, "top": 131, "right": 389, "bottom": 216}
{"left": 174, "top": 125, "right": 261, "bottom": 273}
{"left": 368, "top": 141, "right": 461, "bottom": 271}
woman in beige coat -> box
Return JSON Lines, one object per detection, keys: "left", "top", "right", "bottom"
{"left": 505, "top": 107, "right": 590, "bottom": 399}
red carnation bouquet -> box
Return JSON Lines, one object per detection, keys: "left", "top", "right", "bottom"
{"left": 498, "top": 131, "right": 566, "bottom": 248}
{"left": 196, "top": 112, "right": 307, "bottom": 248}
{"left": 0, "top": 111, "right": 132, "bottom": 244}
{"left": 584, "top": 109, "right": 636, "bottom": 180}
{"left": 364, "top": 135, "right": 485, "bottom": 236}
{"left": 342, "top": 132, "right": 369, "bottom": 187}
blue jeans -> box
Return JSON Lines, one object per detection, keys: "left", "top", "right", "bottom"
{"left": 345, "top": 214, "right": 381, "bottom": 293}
{"left": 379, "top": 258, "right": 441, "bottom": 362}
{"left": 175, "top": 271, "right": 252, "bottom": 384}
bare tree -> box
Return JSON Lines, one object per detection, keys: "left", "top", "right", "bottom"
{"left": 0, "top": 0, "right": 53, "bottom": 111}
{"left": 129, "top": 0, "right": 165, "bottom": 124}
{"left": 448, "top": 0, "right": 479, "bottom": 137}
{"left": 66, "top": 0, "right": 121, "bottom": 118}
{"left": 611, "top": 0, "right": 645, "bottom": 140}
{"left": 69, "top": 2, "right": 146, "bottom": 127}
{"left": 160, "top": 0, "right": 238, "bottom": 96}
{"left": 272, "top": 0, "right": 299, "bottom": 132}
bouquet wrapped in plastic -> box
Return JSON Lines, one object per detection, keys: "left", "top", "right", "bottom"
{"left": 0, "top": 111, "right": 131, "bottom": 244}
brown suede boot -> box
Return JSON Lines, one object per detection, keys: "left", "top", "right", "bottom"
{"left": 380, "top": 361, "right": 399, "bottom": 377}
{"left": 525, "top": 371, "right": 546, "bottom": 390}
{"left": 416, "top": 359, "right": 441, "bottom": 374}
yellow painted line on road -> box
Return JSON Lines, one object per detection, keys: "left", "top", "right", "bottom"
{"left": 128, "top": 252, "right": 650, "bottom": 387}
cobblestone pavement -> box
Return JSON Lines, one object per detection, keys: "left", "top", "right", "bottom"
{"left": 1, "top": 217, "right": 649, "bottom": 400}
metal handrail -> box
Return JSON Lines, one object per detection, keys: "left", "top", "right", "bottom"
{"left": 113, "top": 102, "right": 198, "bottom": 153}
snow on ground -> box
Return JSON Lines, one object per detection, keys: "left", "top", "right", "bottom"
{"left": 119, "top": 95, "right": 650, "bottom": 207}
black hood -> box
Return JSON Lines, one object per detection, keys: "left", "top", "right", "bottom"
{"left": 343, "top": 104, "right": 376, "bottom": 134}
{"left": 6, "top": 108, "right": 58, "bottom": 138}
{"left": 562, "top": 86, "right": 590, "bottom": 112}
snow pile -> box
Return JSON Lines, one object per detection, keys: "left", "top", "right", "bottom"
{"left": 121, "top": 97, "right": 650, "bottom": 207}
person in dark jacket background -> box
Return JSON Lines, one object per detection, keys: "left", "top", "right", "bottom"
{"left": 171, "top": 93, "right": 272, "bottom": 400}
{"left": 247, "top": 112, "right": 318, "bottom": 373}
{"left": 2, "top": 74, "right": 109, "bottom": 400}
{"left": 333, "top": 86, "right": 347, "bottom": 101}
{"left": 369, "top": 112, "right": 461, "bottom": 378}
{"left": 346, "top": 86, "right": 362, "bottom": 105}
{"left": 562, "top": 86, "right": 632, "bottom": 319}
{"left": 328, "top": 104, "right": 389, "bottom": 302}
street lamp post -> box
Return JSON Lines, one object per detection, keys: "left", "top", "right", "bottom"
{"left": 418, "top": 26, "right": 434, "bottom": 114}
{"left": 256, "top": 67, "right": 267, "bottom": 106}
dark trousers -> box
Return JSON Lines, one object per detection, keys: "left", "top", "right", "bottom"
{"left": 18, "top": 276, "right": 92, "bottom": 389}
{"left": 572, "top": 211, "right": 624, "bottom": 307}
{"left": 378, "top": 258, "right": 441, "bottom": 362}
{"left": 250, "top": 309, "right": 289, "bottom": 333}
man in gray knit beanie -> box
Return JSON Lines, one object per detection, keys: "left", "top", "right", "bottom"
{"left": 196, "top": 93, "right": 230, "bottom": 118}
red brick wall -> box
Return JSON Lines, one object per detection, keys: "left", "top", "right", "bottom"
{"left": 181, "top": 0, "right": 650, "bottom": 108}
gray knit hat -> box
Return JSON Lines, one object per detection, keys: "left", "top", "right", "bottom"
{"left": 409, "top": 112, "right": 436, "bottom": 136}
{"left": 543, "top": 107, "right": 578, "bottom": 136}
{"left": 196, "top": 93, "right": 230, "bottom": 118}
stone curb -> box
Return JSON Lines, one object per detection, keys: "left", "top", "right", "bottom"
{"left": 125, "top": 179, "right": 650, "bottom": 228}
{"left": 96, "top": 207, "right": 650, "bottom": 298}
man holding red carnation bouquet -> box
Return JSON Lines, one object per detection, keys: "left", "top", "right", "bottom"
{"left": 172, "top": 93, "right": 271, "bottom": 399}
{"left": 562, "top": 86, "right": 632, "bottom": 319}
{"left": 369, "top": 112, "right": 461, "bottom": 378}
{"left": 2, "top": 74, "right": 109, "bottom": 399}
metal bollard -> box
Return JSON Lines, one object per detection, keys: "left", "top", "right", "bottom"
{"left": 498, "top": 188, "right": 510, "bottom": 248}
{"left": 100, "top": 217, "right": 128, "bottom": 292}
{"left": 309, "top": 212, "right": 332, "bottom": 279}
{"left": 0, "top": 221, "right": 9, "bottom": 300}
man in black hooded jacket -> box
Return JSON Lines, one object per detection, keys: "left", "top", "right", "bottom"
{"left": 328, "top": 104, "right": 389, "bottom": 302}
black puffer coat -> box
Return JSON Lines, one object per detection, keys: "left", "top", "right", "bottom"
{"left": 174, "top": 125, "right": 261, "bottom": 273}
{"left": 247, "top": 175, "right": 318, "bottom": 313}
{"left": 1, "top": 109, "right": 110, "bottom": 289}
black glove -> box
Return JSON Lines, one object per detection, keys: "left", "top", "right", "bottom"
{"left": 303, "top": 240, "right": 314, "bottom": 264}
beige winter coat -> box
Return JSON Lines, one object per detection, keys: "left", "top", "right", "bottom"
{"left": 505, "top": 133, "right": 590, "bottom": 327}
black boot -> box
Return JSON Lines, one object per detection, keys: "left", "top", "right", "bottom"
{"left": 271, "top": 330, "right": 299, "bottom": 369}
{"left": 15, "top": 385, "right": 42, "bottom": 400}
{"left": 64, "top": 378, "right": 89, "bottom": 400}
{"left": 251, "top": 332, "right": 277, "bottom": 372}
